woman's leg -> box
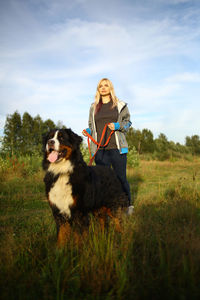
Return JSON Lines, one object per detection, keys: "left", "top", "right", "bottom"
{"left": 109, "top": 149, "right": 132, "bottom": 206}
{"left": 94, "top": 150, "right": 111, "bottom": 167}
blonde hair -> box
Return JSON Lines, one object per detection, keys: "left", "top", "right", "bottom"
{"left": 94, "top": 78, "right": 119, "bottom": 113}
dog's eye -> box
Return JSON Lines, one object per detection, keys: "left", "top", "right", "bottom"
{"left": 58, "top": 134, "right": 64, "bottom": 140}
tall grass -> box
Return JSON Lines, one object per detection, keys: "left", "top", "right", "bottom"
{"left": 0, "top": 155, "right": 200, "bottom": 299}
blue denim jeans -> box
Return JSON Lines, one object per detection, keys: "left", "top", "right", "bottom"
{"left": 95, "top": 149, "right": 132, "bottom": 205}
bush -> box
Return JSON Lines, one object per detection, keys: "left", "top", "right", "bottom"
{"left": 127, "top": 147, "right": 140, "bottom": 167}
{"left": 152, "top": 150, "right": 170, "bottom": 161}
{"left": 80, "top": 143, "right": 90, "bottom": 164}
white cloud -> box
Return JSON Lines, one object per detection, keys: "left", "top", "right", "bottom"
{"left": 131, "top": 83, "right": 180, "bottom": 102}
{"left": 164, "top": 0, "right": 193, "bottom": 4}
{"left": 166, "top": 72, "right": 200, "bottom": 83}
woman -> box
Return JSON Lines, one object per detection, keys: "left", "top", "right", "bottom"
{"left": 82, "top": 78, "right": 133, "bottom": 214}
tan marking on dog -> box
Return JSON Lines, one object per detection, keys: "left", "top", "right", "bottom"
{"left": 59, "top": 145, "right": 72, "bottom": 160}
{"left": 71, "top": 195, "right": 77, "bottom": 208}
{"left": 96, "top": 206, "right": 122, "bottom": 232}
{"left": 57, "top": 222, "right": 71, "bottom": 247}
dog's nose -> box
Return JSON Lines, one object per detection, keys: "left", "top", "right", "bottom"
{"left": 48, "top": 139, "right": 55, "bottom": 146}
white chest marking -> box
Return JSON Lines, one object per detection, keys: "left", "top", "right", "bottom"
{"left": 49, "top": 173, "right": 74, "bottom": 217}
{"left": 48, "top": 159, "right": 74, "bottom": 175}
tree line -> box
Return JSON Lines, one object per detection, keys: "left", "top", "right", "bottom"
{"left": 126, "top": 127, "right": 200, "bottom": 160}
{"left": 1, "top": 111, "right": 200, "bottom": 158}
{"left": 1, "top": 111, "right": 65, "bottom": 156}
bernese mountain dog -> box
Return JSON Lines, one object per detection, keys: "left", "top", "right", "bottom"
{"left": 42, "top": 128, "right": 129, "bottom": 246}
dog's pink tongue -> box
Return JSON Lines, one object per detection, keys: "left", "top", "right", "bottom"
{"left": 48, "top": 151, "right": 58, "bottom": 163}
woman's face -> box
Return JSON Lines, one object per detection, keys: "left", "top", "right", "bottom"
{"left": 98, "top": 80, "right": 111, "bottom": 97}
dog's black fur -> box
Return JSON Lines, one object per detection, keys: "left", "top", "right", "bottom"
{"left": 42, "top": 128, "right": 128, "bottom": 245}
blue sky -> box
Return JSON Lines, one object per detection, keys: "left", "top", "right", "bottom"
{"left": 0, "top": 0, "right": 200, "bottom": 144}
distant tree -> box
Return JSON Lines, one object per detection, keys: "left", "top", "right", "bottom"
{"left": 43, "top": 119, "right": 56, "bottom": 133}
{"left": 155, "top": 133, "right": 169, "bottom": 152}
{"left": 21, "top": 112, "right": 35, "bottom": 155}
{"left": 140, "top": 129, "right": 155, "bottom": 153}
{"left": 0, "top": 136, "right": 3, "bottom": 150}
{"left": 153, "top": 133, "right": 170, "bottom": 160}
{"left": 135, "top": 129, "right": 143, "bottom": 153}
{"left": 168, "top": 141, "right": 189, "bottom": 154}
{"left": 127, "top": 128, "right": 155, "bottom": 153}
{"left": 126, "top": 127, "right": 135, "bottom": 148}
{"left": 32, "top": 115, "right": 44, "bottom": 153}
{"left": 185, "top": 135, "right": 200, "bottom": 155}
{"left": 126, "top": 128, "right": 142, "bottom": 153}
{"left": 3, "top": 111, "right": 22, "bottom": 155}
{"left": 175, "top": 142, "right": 189, "bottom": 154}
{"left": 168, "top": 141, "right": 177, "bottom": 151}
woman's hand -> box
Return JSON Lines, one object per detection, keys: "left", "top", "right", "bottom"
{"left": 82, "top": 130, "right": 88, "bottom": 137}
{"left": 108, "top": 123, "right": 115, "bottom": 131}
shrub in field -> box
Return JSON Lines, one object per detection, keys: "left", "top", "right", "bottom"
{"left": 18, "top": 154, "right": 42, "bottom": 176}
{"left": 0, "top": 155, "right": 25, "bottom": 181}
{"left": 80, "top": 143, "right": 90, "bottom": 164}
{"left": 152, "top": 150, "right": 170, "bottom": 161}
{"left": 0, "top": 155, "right": 12, "bottom": 172}
{"left": 0, "top": 154, "right": 42, "bottom": 180}
{"left": 127, "top": 146, "right": 140, "bottom": 168}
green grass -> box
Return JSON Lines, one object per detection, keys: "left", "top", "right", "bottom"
{"left": 1, "top": 156, "right": 200, "bottom": 299}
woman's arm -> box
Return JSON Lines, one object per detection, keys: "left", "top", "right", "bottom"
{"left": 109, "top": 105, "right": 132, "bottom": 133}
{"left": 82, "top": 104, "right": 94, "bottom": 136}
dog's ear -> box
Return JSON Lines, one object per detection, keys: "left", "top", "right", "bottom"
{"left": 65, "top": 129, "right": 83, "bottom": 147}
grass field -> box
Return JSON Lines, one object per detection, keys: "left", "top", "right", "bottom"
{"left": 0, "top": 155, "right": 200, "bottom": 299}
